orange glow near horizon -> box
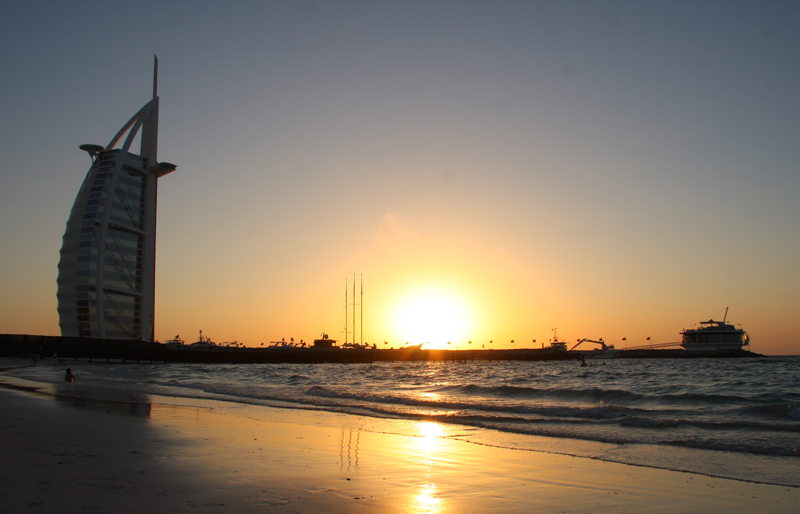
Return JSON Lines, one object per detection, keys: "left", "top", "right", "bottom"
{"left": 3, "top": 5, "right": 800, "bottom": 358}
{"left": 389, "top": 287, "right": 476, "bottom": 349}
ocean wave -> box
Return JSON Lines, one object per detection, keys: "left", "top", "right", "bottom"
{"left": 662, "top": 438, "right": 800, "bottom": 457}
{"left": 303, "top": 385, "right": 638, "bottom": 420}
{"left": 430, "top": 383, "right": 648, "bottom": 403}
{"left": 653, "top": 392, "right": 755, "bottom": 405}
{"left": 619, "top": 416, "right": 684, "bottom": 428}
{"left": 286, "top": 374, "right": 310, "bottom": 383}
{"left": 737, "top": 403, "right": 800, "bottom": 422}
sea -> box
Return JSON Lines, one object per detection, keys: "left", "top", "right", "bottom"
{"left": 3, "top": 355, "right": 799, "bottom": 487}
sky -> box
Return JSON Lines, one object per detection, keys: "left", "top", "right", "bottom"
{"left": 1, "top": 1, "right": 799, "bottom": 354}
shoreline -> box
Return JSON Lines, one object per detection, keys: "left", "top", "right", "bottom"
{"left": 3, "top": 357, "right": 799, "bottom": 488}
{"left": 2, "top": 371, "right": 798, "bottom": 513}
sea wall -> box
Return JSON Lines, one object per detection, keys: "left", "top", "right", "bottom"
{"left": 0, "top": 333, "right": 166, "bottom": 364}
{"left": 0, "top": 334, "right": 761, "bottom": 364}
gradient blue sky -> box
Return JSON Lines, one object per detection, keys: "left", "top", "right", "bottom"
{"left": 1, "top": 1, "right": 799, "bottom": 354}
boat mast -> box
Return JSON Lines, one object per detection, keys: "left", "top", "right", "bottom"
{"left": 360, "top": 274, "right": 363, "bottom": 346}
{"left": 344, "top": 279, "right": 348, "bottom": 344}
{"left": 723, "top": 307, "right": 729, "bottom": 323}
{"left": 353, "top": 273, "right": 356, "bottom": 347}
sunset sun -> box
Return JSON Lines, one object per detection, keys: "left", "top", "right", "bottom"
{"left": 390, "top": 287, "right": 474, "bottom": 347}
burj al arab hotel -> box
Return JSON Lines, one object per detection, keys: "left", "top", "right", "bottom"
{"left": 57, "top": 57, "right": 175, "bottom": 341}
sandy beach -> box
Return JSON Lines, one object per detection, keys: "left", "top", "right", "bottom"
{"left": 0, "top": 371, "right": 797, "bottom": 514}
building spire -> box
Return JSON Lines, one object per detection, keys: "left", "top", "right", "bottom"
{"left": 153, "top": 54, "right": 158, "bottom": 99}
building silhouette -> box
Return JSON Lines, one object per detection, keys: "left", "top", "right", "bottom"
{"left": 57, "top": 57, "right": 175, "bottom": 340}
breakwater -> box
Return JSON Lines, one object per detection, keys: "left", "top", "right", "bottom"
{"left": 1, "top": 333, "right": 761, "bottom": 364}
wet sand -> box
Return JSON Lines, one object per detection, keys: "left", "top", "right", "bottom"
{"left": 1, "top": 384, "right": 798, "bottom": 513}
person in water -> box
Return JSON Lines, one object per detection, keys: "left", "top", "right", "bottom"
{"left": 64, "top": 368, "right": 76, "bottom": 382}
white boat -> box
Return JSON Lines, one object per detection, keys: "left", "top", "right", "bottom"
{"left": 341, "top": 342, "right": 373, "bottom": 349}
{"left": 681, "top": 308, "right": 749, "bottom": 351}
{"left": 570, "top": 338, "right": 620, "bottom": 359}
{"left": 548, "top": 328, "right": 568, "bottom": 351}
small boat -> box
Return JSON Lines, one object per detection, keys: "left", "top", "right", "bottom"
{"left": 681, "top": 308, "right": 749, "bottom": 351}
{"left": 188, "top": 330, "right": 217, "bottom": 347}
{"left": 548, "top": 328, "right": 568, "bottom": 351}
{"left": 312, "top": 333, "right": 338, "bottom": 349}
{"left": 570, "top": 338, "right": 620, "bottom": 359}
{"left": 341, "top": 342, "right": 373, "bottom": 349}
{"left": 165, "top": 335, "right": 185, "bottom": 347}
{"left": 267, "top": 337, "right": 307, "bottom": 349}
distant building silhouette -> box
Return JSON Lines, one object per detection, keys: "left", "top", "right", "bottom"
{"left": 57, "top": 57, "right": 175, "bottom": 340}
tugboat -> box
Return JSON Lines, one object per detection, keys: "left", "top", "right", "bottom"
{"left": 681, "top": 308, "right": 749, "bottom": 351}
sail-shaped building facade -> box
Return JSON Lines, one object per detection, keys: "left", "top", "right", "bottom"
{"left": 57, "top": 58, "right": 175, "bottom": 340}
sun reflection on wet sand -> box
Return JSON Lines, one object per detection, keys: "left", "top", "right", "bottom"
{"left": 418, "top": 420, "right": 444, "bottom": 452}
{"left": 411, "top": 421, "right": 446, "bottom": 513}
{"left": 414, "top": 483, "right": 442, "bottom": 511}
